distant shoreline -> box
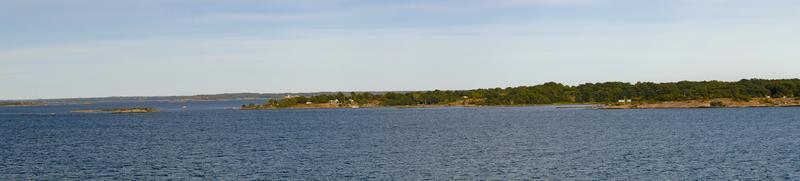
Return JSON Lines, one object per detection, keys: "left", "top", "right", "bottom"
{"left": 71, "top": 108, "right": 160, "bottom": 114}
{"left": 599, "top": 98, "right": 800, "bottom": 109}
{"left": 243, "top": 79, "right": 800, "bottom": 110}
{"left": 4, "top": 78, "right": 800, "bottom": 110}
{"left": 241, "top": 98, "right": 800, "bottom": 110}
{"left": 0, "top": 102, "right": 43, "bottom": 107}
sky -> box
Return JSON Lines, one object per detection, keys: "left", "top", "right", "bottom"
{"left": 2, "top": 0, "right": 800, "bottom": 99}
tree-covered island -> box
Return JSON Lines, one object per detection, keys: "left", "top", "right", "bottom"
{"left": 242, "top": 79, "right": 800, "bottom": 110}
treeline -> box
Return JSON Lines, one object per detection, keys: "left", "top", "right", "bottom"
{"left": 259, "top": 79, "right": 800, "bottom": 107}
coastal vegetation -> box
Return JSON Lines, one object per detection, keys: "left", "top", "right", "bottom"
{"left": 242, "top": 78, "right": 800, "bottom": 109}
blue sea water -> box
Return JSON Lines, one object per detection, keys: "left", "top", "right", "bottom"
{"left": 1, "top": 101, "right": 800, "bottom": 180}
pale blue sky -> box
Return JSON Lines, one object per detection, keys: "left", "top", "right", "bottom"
{"left": 2, "top": 0, "right": 799, "bottom": 99}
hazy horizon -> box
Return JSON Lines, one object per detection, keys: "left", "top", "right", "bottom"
{"left": 3, "top": 0, "right": 800, "bottom": 99}
{"left": 3, "top": 77, "right": 796, "bottom": 101}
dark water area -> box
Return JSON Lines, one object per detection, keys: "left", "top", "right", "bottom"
{"left": 1, "top": 102, "right": 800, "bottom": 180}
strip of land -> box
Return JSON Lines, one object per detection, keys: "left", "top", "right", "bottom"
{"left": 600, "top": 98, "right": 800, "bottom": 109}
{"left": 242, "top": 78, "right": 800, "bottom": 110}
{"left": 72, "top": 108, "right": 159, "bottom": 114}
{"left": 0, "top": 101, "right": 42, "bottom": 107}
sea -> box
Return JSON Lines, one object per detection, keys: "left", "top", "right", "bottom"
{"left": 1, "top": 100, "right": 799, "bottom": 180}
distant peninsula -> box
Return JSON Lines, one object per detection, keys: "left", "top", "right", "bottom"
{"left": 72, "top": 108, "right": 159, "bottom": 114}
{"left": 0, "top": 101, "right": 42, "bottom": 107}
{"left": 242, "top": 78, "right": 800, "bottom": 110}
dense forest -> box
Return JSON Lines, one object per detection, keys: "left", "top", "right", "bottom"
{"left": 253, "top": 79, "right": 800, "bottom": 108}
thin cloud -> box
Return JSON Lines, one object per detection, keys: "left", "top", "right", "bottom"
{"left": 188, "top": 12, "right": 346, "bottom": 24}
{"left": 501, "top": 0, "right": 583, "bottom": 4}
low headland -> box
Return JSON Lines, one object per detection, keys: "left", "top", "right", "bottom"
{"left": 242, "top": 78, "right": 800, "bottom": 110}
{"left": 0, "top": 101, "right": 43, "bottom": 107}
{"left": 72, "top": 108, "right": 159, "bottom": 114}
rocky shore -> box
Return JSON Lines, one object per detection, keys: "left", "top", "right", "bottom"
{"left": 599, "top": 98, "right": 800, "bottom": 109}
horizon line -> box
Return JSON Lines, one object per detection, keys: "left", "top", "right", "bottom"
{"left": 3, "top": 77, "right": 796, "bottom": 101}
